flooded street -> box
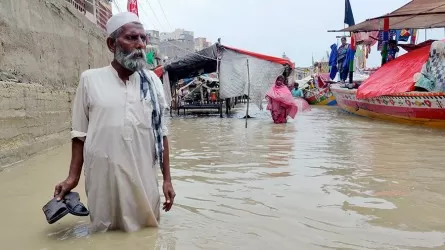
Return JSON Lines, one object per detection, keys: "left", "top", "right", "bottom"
{"left": 1, "top": 106, "right": 445, "bottom": 250}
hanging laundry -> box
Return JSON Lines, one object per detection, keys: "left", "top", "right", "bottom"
{"left": 353, "top": 31, "right": 379, "bottom": 47}
{"left": 411, "top": 29, "right": 418, "bottom": 44}
{"left": 377, "top": 30, "right": 396, "bottom": 51}
{"left": 398, "top": 29, "right": 411, "bottom": 42}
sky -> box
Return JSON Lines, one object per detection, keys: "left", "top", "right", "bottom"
{"left": 114, "top": 0, "right": 445, "bottom": 68}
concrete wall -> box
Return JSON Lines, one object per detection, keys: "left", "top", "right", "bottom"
{"left": 0, "top": 82, "right": 74, "bottom": 167}
{"left": 0, "top": 0, "right": 113, "bottom": 167}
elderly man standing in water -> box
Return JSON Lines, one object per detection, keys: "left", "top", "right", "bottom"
{"left": 53, "top": 12, "right": 175, "bottom": 233}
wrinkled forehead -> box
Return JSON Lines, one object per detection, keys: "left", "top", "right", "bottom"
{"left": 120, "top": 22, "right": 145, "bottom": 35}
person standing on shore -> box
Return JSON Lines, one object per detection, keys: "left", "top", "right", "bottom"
{"left": 53, "top": 12, "right": 175, "bottom": 233}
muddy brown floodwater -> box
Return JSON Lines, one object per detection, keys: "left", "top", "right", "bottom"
{"left": 1, "top": 105, "right": 445, "bottom": 250}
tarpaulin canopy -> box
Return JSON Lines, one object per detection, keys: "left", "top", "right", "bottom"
{"left": 222, "top": 46, "right": 295, "bottom": 68}
{"left": 163, "top": 43, "right": 295, "bottom": 107}
{"left": 356, "top": 44, "right": 430, "bottom": 99}
{"left": 164, "top": 44, "right": 219, "bottom": 81}
{"left": 330, "top": 0, "right": 445, "bottom": 32}
{"left": 163, "top": 44, "right": 294, "bottom": 81}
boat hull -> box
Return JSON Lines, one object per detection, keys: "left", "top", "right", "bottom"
{"left": 304, "top": 87, "right": 337, "bottom": 106}
{"left": 331, "top": 84, "right": 445, "bottom": 128}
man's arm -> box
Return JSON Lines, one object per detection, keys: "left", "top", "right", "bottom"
{"left": 67, "top": 138, "right": 85, "bottom": 184}
{"left": 162, "top": 136, "right": 171, "bottom": 182}
{"left": 161, "top": 136, "right": 175, "bottom": 211}
{"left": 54, "top": 74, "right": 89, "bottom": 200}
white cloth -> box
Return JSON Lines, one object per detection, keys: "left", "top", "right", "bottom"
{"left": 106, "top": 12, "right": 141, "bottom": 36}
{"left": 71, "top": 65, "right": 169, "bottom": 232}
{"left": 162, "top": 71, "right": 172, "bottom": 106}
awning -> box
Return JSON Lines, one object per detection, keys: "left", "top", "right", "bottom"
{"left": 223, "top": 45, "right": 294, "bottom": 68}
{"left": 330, "top": 0, "right": 445, "bottom": 32}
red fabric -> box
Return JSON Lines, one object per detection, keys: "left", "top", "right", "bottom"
{"left": 350, "top": 32, "right": 356, "bottom": 50}
{"left": 127, "top": 0, "right": 139, "bottom": 16}
{"left": 383, "top": 17, "right": 389, "bottom": 31}
{"left": 223, "top": 45, "right": 294, "bottom": 68}
{"left": 356, "top": 45, "right": 430, "bottom": 99}
{"left": 154, "top": 65, "right": 164, "bottom": 78}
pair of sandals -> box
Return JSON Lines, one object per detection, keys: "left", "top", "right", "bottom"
{"left": 42, "top": 192, "right": 89, "bottom": 224}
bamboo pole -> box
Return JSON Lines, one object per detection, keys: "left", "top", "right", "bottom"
{"left": 245, "top": 59, "right": 251, "bottom": 128}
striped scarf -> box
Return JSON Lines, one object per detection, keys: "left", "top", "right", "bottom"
{"left": 138, "top": 70, "right": 164, "bottom": 171}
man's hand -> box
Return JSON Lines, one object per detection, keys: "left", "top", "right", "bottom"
{"left": 54, "top": 178, "right": 78, "bottom": 201}
{"left": 162, "top": 181, "right": 175, "bottom": 212}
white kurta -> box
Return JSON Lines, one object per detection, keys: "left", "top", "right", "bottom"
{"left": 71, "top": 65, "right": 169, "bottom": 232}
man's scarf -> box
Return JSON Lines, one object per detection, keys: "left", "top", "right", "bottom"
{"left": 138, "top": 70, "right": 164, "bottom": 171}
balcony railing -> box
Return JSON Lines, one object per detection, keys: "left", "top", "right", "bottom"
{"left": 65, "top": 0, "right": 86, "bottom": 14}
{"left": 64, "top": 0, "right": 112, "bottom": 32}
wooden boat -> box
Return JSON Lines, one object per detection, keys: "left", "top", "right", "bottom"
{"left": 297, "top": 73, "right": 337, "bottom": 106}
{"left": 331, "top": 84, "right": 445, "bottom": 128}
{"left": 304, "top": 86, "right": 337, "bottom": 106}
{"left": 327, "top": 0, "right": 445, "bottom": 129}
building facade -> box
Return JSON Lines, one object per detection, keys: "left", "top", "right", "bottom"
{"left": 160, "top": 29, "right": 194, "bottom": 42}
{"left": 146, "top": 30, "right": 161, "bottom": 46}
{"left": 65, "top": 0, "right": 112, "bottom": 32}
{"left": 195, "top": 37, "right": 211, "bottom": 51}
{"left": 158, "top": 29, "right": 195, "bottom": 61}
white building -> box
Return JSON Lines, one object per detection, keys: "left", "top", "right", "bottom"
{"left": 195, "top": 37, "right": 211, "bottom": 51}
{"left": 160, "top": 29, "right": 194, "bottom": 41}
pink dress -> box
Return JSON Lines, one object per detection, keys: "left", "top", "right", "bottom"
{"left": 265, "top": 83, "right": 310, "bottom": 124}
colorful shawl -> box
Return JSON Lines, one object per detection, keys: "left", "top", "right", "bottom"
{"left": 139, "top": 70, "right": 164, "bottom": 170}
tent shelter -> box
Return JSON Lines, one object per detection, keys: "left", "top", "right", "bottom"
{"left": 161, "top": 43, "right": 294, "bottom": 109}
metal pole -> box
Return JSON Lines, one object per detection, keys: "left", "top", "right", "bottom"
{"left": 245, "top": 59, "right": 251, "bottom": 128}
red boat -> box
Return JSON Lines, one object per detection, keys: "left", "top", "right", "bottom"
{"left": 331, "top": 85, "right": 445, "bottom": 128}
{"left": 330, "top": 0, "right": 445, "bottom": 129}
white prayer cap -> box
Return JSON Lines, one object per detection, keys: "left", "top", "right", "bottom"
{"left": 106, "top": 12, "right": 142, "bottom": 36}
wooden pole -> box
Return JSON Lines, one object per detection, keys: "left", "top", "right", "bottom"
{"left": 216, "top": 55, "right": 223, "bottom": 118}
{"left": 245, "top": 59, "right": 251, "bottom": 128}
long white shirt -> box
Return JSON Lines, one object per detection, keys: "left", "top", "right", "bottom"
{"left": 71, "top": 65, "right": 169, "bottom": 232}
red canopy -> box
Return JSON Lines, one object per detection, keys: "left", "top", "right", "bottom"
{"left": 356, "top": 45, "right": 430, "bottom": 99}
{"left": 223, "top": 45, "right": 295, "bottom": 68}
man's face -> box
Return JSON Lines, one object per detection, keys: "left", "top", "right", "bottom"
{"left": 341, "top": 38, "right": 346, "bottom": 45}
{"left": 113, "top": 22, "right": 147, "bottom": 71}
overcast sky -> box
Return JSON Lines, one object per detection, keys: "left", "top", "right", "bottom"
{"left": 114, "top": 0, "right": 444, "bottom": 67}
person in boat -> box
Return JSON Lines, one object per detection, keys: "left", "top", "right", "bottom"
{"left": 386, "top": 40, "right": 399, "bottom": 62}
{"left": 53, "top": 12, "right": 175, "bottom": 233}
{"left": 265, "top": 75, "right": 299, "bottom": 124}
{"left": 414, "top": 40, "right": 445, "bottom": 93}
{"left": 291, "top": 82, "right": 304, "bottom": 98}
{"left": 337, "top": 37, "right": 350, "bottom": 83}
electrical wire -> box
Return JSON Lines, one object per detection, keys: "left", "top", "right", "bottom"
{"left": 156, "top": 0, "right": 173, "bottom": 30}
{"left": 144, "top": 0, "right": 167, "bottom": 31}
